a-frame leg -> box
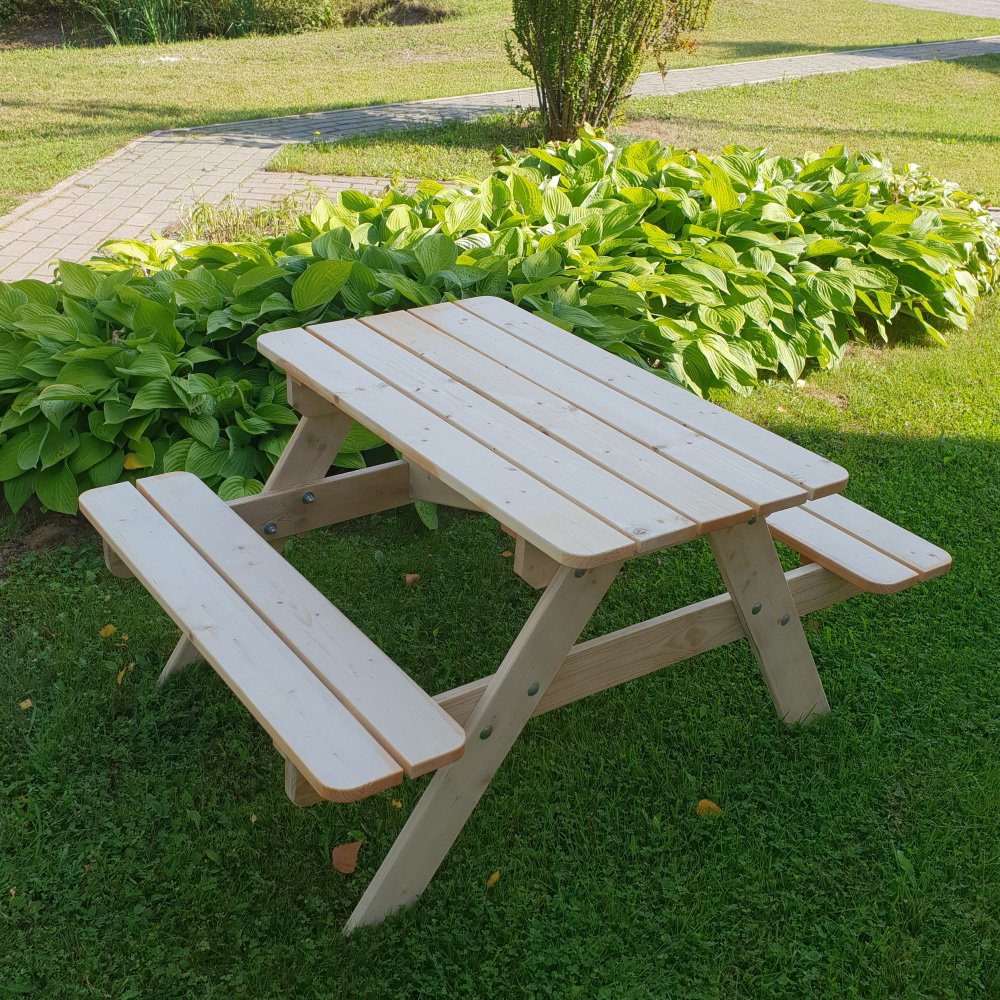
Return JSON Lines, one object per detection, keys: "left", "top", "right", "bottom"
{"left": 708, "top": 517, "right": 830, "bottom": 724}
{"left": 344, "top": 560, "right": 622, "bottom": 932}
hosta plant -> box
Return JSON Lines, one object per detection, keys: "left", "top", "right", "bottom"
{"left": 0, "top": 136, "right": 996, "bottom": 516}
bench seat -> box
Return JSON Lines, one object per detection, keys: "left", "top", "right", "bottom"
{"left": 80, "top": 473, "right": 466, "bottom": 804}
{"left": 768, "top": 494, "right": 951, "bottom": 594}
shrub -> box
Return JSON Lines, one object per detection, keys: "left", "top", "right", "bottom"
{"left": 1, "top": 137, "right": 996, "bottom": 516}
{"left": 507, "top": 0, "right": 713, "bottom": 141}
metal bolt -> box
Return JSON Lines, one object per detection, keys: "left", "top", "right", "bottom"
{"left": 751, "top": 602, "right": 763, "bottom": 615}
{"left": 263, "top": 522, "right": 278, "bottom": 536}
{"left": 479, "top": 726, "right": 493, "bottom": 741}
{"left": 779, "top": 613, "right": 791, "bottom": 626}
{"left": 747, "top": 515, "right": 758, "bottom": 525}
{"left": 301, "top": 491, "right": 315, "bottom": 504}
{"left": 574, "top": 569, "right": 586, "bottom": 578}
{"left": 527, "top": 682, "right": 539, "bottom": 697}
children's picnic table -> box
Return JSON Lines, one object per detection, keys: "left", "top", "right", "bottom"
{"left": 81, "top": 297, "right": 950, "bottom": 932}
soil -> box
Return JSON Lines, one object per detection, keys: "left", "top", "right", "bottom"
{"left": 0, "top": 501, "right": 94, "bottom": 574}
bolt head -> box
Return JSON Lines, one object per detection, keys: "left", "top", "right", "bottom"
{"left": 747, "top": 515, "right": 758, "bottom": 525}
{"left": 527, "top": 682, "right": 540, "bottom": 697}
{"left": 779, "top": 613, "right": 791, "bottom": 626}
{"left": 479, "top": 726, "right": 493, "bottom": 741}
{"left": 263, "top": 522, "right": 278, "bottom": 536}
{"left": 751, "top": 601, "right": 763, "bottom": 615}
{"left": 301, "top": 491, "right": 316, "bottom": 504}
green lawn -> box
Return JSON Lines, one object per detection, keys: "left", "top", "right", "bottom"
{"left": 2, "top": 0, "right": 1000, "bottom": 215}
{"left": 3, "top": 297, "right": 999, "bottom": 992}
{"left": 273, "top": 54, "right": 1000, "bottom": 204}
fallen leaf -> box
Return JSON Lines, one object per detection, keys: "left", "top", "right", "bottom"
{"left": 98, "top": 623, "right": 117, "bottom": 638}
{"left": 8, "top": 887, "right": 14, "bottom": 898}
{"left": 486, "top": 870, "right": 500, "bottom": 889}
{"left": 332, "top": 840, "right": 363, "bottom": 874}
{"left": 696, "top": 798, "right": 723, "bottom": 818}
{"left": 403, "top": 573, "right": 421, "bottom": 587}
{"left": 501, "top": 550, "right": 513, "bottom": 558}
{"left": 807, "top": 619, "right": 821, "bottom": 631}
{"left": 776, "top": 405, "right": 786, "bottom": 413}
{"left": 250, "top": 813, "right": 257, "bottom": 824}
{"left": 115, "top": 663, "right": 135, "bottom": 686}
{"left": 83, "top": 863, "right": 92, "bottom": 872}
{"left": 390, "top": 799, "right": 403, "bottom": 810}
{"left": 18, "top": 699, "right": 32, "bottom": 710}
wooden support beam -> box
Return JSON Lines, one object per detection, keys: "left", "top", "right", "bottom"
{"left": 513, "top": 536, "right": 559, "bottom": 589}
{"left": 407, "top": 462, "right": 481, "bottom": 510}
{"left": 285, "top": 758, "right": 323, "bottom": 807}
{"left": 435, "top": 564, "right": 857, "bottom": 726}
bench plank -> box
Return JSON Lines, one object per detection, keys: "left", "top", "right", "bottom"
{"left": 804, "top": 494, "right": 952, "bottom": 580}
{"left": 356, "top": 310, "right": 750, "bottom": 533}
{"left": 767, "top": 504, "right": 920, "bottom": 594}
{"left": 138, "top": 473, "right": 466, "bottom": 779}
{"left": 309, "top": 319, "right": 694, "bottom": 551}
{"left": 452, "top": 297, "right": 848, "bottom": 499}
{"left": 79, "top": 482, "right": 403, "bottom": 802}
{"left": 256, "top": 328, "right": 638, "bottom": 568}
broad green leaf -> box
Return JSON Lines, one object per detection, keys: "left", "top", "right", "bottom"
{"left": 290, "top": 260, "right": 353, "bottom": 311}
{"left": 35, "top": 461, "right": 79, "bottom": 514}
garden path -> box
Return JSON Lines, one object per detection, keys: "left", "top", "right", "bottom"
{"left": 1, "top": 34, "right": 999, "bottom": 281}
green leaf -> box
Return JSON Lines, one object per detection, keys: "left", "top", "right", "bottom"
{"left": 4, "top": 471, "right": 35, "bottom": 514}
{"left": 35, "top": 461, "right": 79, "bottom": 514}
{"left": 290, "top": 260, "right": 353, "bottom": 311}
{"left": 130, "top": 380, "right": 181, "bottom": 412}
{"left": 218, "top": 476, "right": 264, "bottom": 501}
{"left": 68, "top": 433, "right": 114, "bottom": 475}
{"left": 443, "top": 196, "right": 483, "bottom": 235}
{"left": 57, "top": 260, "right": 100, "bottom": 300}
{"left": 39, "top": 428, "right": 80, "bottom": 469}
{"left": 177, "top": 413, "right": 220, "bottom": 447}
{"left": 124, "top": 436, "right": 155, "bottom": 470}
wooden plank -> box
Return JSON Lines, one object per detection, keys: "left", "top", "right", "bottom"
{"left": 345, "top": 561, "right": 622, "bottom": 931}
{"left": 358, "top": 311, "right": 750, "bottom": 533}
{"left": 803, "top": 494, "right": 951, "bottom": 580}
{"left": 408, "top": 463, "right": 481, "bottom": 510}
{"left": 229, "top": 461, "right": 412, "bottom": 539}
{"left": 139, "top": 472, "right": 466, "bottom": 779}
{"left": 264, "top": 407, "right": 353, "bottom": 492}
{"left": 436, "top": 563, "right": 859, "bottom": 725}
{"left": 514, "top": 536, "right": 558, "bottom": 589}
{"left": 709, "top": 517, "right": 830, "bottom": 724}
{"left": 79, "top": 482, "right": 403, "bottom": 802}
{"left": 453, "top": 297, "right": 848, "bottom": 499}
{"left": 414, "top": 301, "right": 809, "bottom": 515}
{"left": 285, "top": 759, "right": 323, "bottom": 807}
{"left": 157, "top": 633, "right": 201, "bottom": 686}
{"left": 767, "top": 505, "right": 920, "bottom": 594}
{"left": 308, "top": 319, "right": 693, "bottom": 552}
{"left": 256, "top": 328, "right": 637, "bottom": 568}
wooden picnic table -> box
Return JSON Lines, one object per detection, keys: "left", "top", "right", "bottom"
{"left": 81, "top": 296, "right": 951, "bottom": 933}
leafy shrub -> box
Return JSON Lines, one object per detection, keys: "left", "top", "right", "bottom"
{"left": 507, "top": 0, "right": 713, "bottom": 140}
{"left": 1, "top": 137, "right": 996, "bottom": 516}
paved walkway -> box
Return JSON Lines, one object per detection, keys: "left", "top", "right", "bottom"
{"left": 1, "top": 34, "right": 999, "bottom": 281}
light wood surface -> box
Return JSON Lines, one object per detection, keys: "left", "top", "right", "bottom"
{"left": 309, "top": 319, "right": 693, "bottom": 552}
{"left": 256, "top": 328, "right": 638, "bottom": 568}
{"left": 436, "top": 563, "right": 859, "bottom": 725}
{"left": 513, "top": 536, "right": 559, "bottom": 589}
{"left": 345, "top": 561, "right": 622, "bottom": 931}
{"left": 709, "top": 518, "right": 830, "bottom": 724}
{"left": 139, "top": 472, "right": 466, "bottom": 778}
{"left": 454, "top": 297, "right": 849, "bottom": 498}
{"left": 79, "top": 481, "right": 404, "bottom": 802}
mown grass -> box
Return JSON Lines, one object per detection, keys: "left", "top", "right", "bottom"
{"left": 2, "top": 0, "right": 999, "bottom": 214}
{"left": 2, "top": 286, "right": 999, "bottom": 993}
{"left": 273, "top": 53, "right": 1000, "bottom": 203}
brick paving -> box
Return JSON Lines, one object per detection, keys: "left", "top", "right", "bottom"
{"left": 1, "top": 34, "right": 999, "bottom": 281}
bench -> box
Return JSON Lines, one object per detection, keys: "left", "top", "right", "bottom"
{"left": 79, "top": 472, "right": 466, "bottom": 805}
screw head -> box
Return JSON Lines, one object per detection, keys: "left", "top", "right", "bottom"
{"left": 527, "top": 682, "right": 540, "bottom": 697}
{"left": 574, "top": 568, "right": 586, "bottom": 578}
{"left": 301, "top": 491, "right": 316, "bottom": 504}
{"left": 479, "top": 726, "right": 493, "bottom": 741}
{"left": 747, "top": 515, "right": 758, "bottom": 525}
{"left": 263, "top": 522, "right": 278, "bottom": 536}
{"left": 779, "top": 613, "right": 791, "bottom": 626}
{"left": 751, "top": 601, "right": 763, "bottom": 615}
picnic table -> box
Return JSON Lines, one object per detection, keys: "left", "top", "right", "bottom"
{"left": 80, "top": 297, "right": 951, "bottom": 932}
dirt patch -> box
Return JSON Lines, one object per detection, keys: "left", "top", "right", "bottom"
{"left": 342, "top": 0, "right": 452, "bottom": 27}
{"left": 1, "top": 502, "right": 94, "bottom": 574}
{"left": 798, "top": 386, "right": 849, "bottom": 409}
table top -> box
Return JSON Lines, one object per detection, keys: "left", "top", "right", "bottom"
{"left": 257, "top": 297, "right": 847, "bottom": 568}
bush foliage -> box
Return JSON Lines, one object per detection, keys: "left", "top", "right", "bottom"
{"left": 507, "top": 0, "right": 713, "bottom": 140}
{"left": 1, "top": 136, "right": 996, "bottom": 516}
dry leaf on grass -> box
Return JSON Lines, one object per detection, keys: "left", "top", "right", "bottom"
{"left": 390, "top": 799, "right": 403, "bottom": 810}
{"left": 98, "top": 623, "right": 117, "bottom": 638}
{"left": 332, "top": 840, "right": 363, "bottom": 874}
{"left": 486, "top": 870, "right": 500, "bottom": 889}
{"left": 403, "top": 573, "right": 421, "bottom": 587}
{"left": 115, "top": 663, "right": 135, "bottom": 685}
{"left": 501, "top": 550, "right": 513, "bottom": 558}
{"left": 18, "top": 699, "right": 32, "bottom": 710}
{"left": 695, "top": 799, "right": 723, "bottom": 818}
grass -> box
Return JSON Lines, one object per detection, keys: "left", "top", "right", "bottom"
{"left": 2, "top": 0, "right": 1000, "bottom": 215}
{"left": 2, "top": 302, "right": 1000, "bottom": 992}
{"left": 273, "top": 54, "right": 1000, "bottom": 203}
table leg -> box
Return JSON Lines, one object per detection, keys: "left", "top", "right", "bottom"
{"left": 344, "top": 560, "right": 622, "bottom": 932}
{"left": 708, "top": 517, "right": 830, "bottom": 724}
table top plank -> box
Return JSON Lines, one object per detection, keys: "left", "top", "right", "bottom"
{"left": 454, "top": 297, "right": 848, "bottom": 499}
{"left": 138, "top": 472, "right": 467, "bottom": 779}
{"left": 309, "top": 319, "right": 695, "bottom": 551}
{"left": 256, "top": 328, "right": 639, "bottom": 568}
{"left": 357, "top": 310, "right": 751, "bottom": 534}
{"left": 413, "top": 302, "right": 809, "bottom": 515}
{"left": 79, "top": 482, "right": 404, "bottom": 802}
